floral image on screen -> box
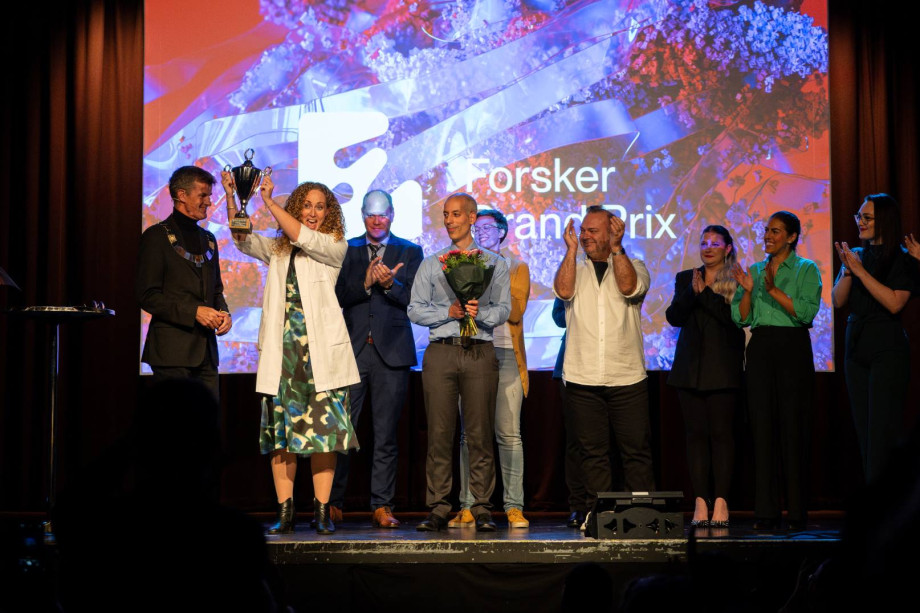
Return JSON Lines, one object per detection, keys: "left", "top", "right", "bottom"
{"left": 143, "top": 0, "right": 831, "bottom": 373}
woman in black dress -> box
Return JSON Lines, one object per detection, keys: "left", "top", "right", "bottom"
{"left": 666, "top": 225, "right": 745, "bottom": 527}
{"left": 833, "top": 194, "right": 918, "bottom": 483}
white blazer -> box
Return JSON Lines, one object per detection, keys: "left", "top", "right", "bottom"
{"left": 235, "top": 226, "right": 360, "bottom": 395}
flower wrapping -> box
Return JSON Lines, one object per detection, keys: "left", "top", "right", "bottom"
{"left": 437, "top": 249, "right": 495, "bottom": 337}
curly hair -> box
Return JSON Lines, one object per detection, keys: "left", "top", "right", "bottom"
{"left": 273, "top": 181, "right": 345, "bottom": 253}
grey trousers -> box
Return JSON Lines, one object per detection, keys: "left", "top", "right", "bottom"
{"left": 421, "top": 341, "right": 498, "bottom": 518}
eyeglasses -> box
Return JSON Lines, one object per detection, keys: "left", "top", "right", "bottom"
{"left": 700, "top": 240, "right": 725, "bottom": 249}
{"left": 854, "top": 214, "right": 874, "bottom": 223}
{"left": 473, "top": 224, "right": 502, "bottom": 234}
{"left": 363, "top": 214, "right": 391, "bottom": 221}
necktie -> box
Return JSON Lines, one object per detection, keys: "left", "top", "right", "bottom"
{"left": 367, "top": 244, "right": 381, "bottom": 345}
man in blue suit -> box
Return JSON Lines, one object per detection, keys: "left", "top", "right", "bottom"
{"left": 331, "top": 190, "right": 423, "bottom": 527}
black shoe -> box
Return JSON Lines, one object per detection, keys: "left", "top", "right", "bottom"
{"left": 787, "top": 521, "right": 807, "bottom": 532}
{"left": 566, "top": 510, "right": 585, "bottom": 528}
{"left": 752, "top": 518, "right": 777, "bottom": 531}
{"left": 310, "top": 504, "right": 342, "bottom": 528}
{"left": 416, "top": 512, "right": 448, "bottom": 532}
{"left": 266, "top": 498, "right": 295, "bottom": 534}
{"left": 475, "top": 513, "right": 497, "bottom": 532}
{"left": 314, "top": 498, "right": 336, "bottom": 535}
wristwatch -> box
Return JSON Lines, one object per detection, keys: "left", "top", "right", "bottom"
{"left": 611, "top": 247, "right": 627, "bottom": 257}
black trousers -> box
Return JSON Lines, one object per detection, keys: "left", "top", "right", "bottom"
{"left": 678, "top": 389, "right": 736, "bottom": 502}
{"left": 745, "top": 326, "right": 813, "bottom": 523}
{"left": 330, "top": 342, "right": 409, "bottom": 510}
{"left": 150, "top": 361, "right": 219, "bottom": 402}
{"left": 845, "top": 319, "right": 910, "bottom": 484}
{"left": 565, "top": 379, "right": 654, "bottom": 510}
{"left": 421, "top": 341, "right": 498, "bottom": 518}
{"left": 559, "top": 381, "right": 587, "bottom": 513}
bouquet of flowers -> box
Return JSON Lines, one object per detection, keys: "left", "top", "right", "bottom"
{"left": 438, "top": 249, "right": 495, "bottom": 337}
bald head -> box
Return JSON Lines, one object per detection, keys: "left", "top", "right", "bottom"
{"left": 362, "top": 190, "right": 393, "bottom": 218}
{"left": 442, "top": 192, "right": 478, "bottom": 247}
{"left": 445, "top": 192, "right": 477, "bottom": 215}
{"left": 362, "top": 189, "right": 394, "bottom": 243}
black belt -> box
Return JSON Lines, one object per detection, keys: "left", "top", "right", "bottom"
{"left": 431, "top": 337, "right": 491, "bottom": 347}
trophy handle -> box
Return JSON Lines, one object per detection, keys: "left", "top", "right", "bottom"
{"left": 256, "top": 166, "right": 273, "bottom": 193}
{"left": 244, "top": 148, "right": 255, "bottom": 161}
{"left": 222, "top": 164, "right": 237, "bottom": 202}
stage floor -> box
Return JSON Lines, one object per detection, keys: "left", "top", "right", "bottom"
{"left": 262, "top": 512, "right": 843, "bottom": 612}
{"left": 0, "top": 511, "right": 846, "bottom": 613}
{"left": 265, "top": 511, "right": 843, "bottom": 564}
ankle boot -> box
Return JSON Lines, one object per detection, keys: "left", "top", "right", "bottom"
{"left": 314, "top": 498, "right": 336, "bottom": 534}
{"left": 266, "top": 497, "right": 295, "bottom": 534}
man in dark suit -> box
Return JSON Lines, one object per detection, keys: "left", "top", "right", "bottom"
{"left": 331, "top": 190, "right": 423, "bottom": 528}
{"left": 136, "top": 166, "right": 231, "bottom": 399}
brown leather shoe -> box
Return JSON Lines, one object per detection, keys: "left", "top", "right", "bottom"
{"left": 372, "top": 506, "right": 400, "bottom": 528}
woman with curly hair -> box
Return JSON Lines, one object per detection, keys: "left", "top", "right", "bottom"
{"left": 226, "top": 173, "right": 359, "bottom": 535}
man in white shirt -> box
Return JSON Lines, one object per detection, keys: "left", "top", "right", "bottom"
{"left": 553, "top": 205, "right": 655, "bottom": 515}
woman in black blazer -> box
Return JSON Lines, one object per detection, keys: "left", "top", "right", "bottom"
{"left": 666, "top": 225, "right": 745, "bottom": 527}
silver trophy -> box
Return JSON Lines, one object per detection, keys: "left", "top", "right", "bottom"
{"left": 224, "top": 148, "right": 272, "bottom": 234}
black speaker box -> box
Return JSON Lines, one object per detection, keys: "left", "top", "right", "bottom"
{"left": 588, "top": 491, "right": 684, "bottom": 539}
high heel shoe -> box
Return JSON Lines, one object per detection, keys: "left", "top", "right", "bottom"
{"left": 710, "top": 498, "right": 729, "bottom": 528}
{"left": 689, "top": 497, "right": 710, "bottom": 528}
{"left": 266, "top": 497, "right": 295, "bottom": 534}
{"left": 314, "top": 498, "right": 336, "bottom": 535}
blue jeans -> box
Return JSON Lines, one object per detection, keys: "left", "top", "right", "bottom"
{"left": 459, "top": 346, "right": 524, "bottom": 510}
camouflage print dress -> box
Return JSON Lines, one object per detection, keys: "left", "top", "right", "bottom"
{"left": 260, "top": 251, "right": 359, "bottom": 455}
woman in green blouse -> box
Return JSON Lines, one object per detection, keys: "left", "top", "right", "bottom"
{"left": 732, "top": 211, "right": 822, "bottom": 532}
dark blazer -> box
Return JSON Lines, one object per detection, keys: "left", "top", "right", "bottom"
{"left": 665, "top": 267, "right": 745, "bottom": 391}
{"left": 136, "top": 213, "right": 229, "bottom": 368}
{"left": 335, "top": 233, "right": 423, "bottom": 368}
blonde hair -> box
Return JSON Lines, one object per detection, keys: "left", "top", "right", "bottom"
{"left": 273, "top": 181, "right": 345, "bottom": 253}
{"left": 701, "top": 225, "right": 739, "bottom": 304}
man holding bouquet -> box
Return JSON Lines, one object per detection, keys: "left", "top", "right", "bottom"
{"left": 408, "top": 193, "right": 511, "bottom": 531}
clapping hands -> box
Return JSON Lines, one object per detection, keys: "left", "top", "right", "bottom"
{"left": 364, "top": 256, "right": 404, "bottom": 290}
{"left": 834, "top": 241, "right": 864, "bottom": 278}
{"left": 904, "top": 233, "right": 920, "bottom": 262}
{"left": 731, "top": 262, "right": 754, "bottom": 292}
{"left": 691, "top": 268, "right": 705, "bottom": 294}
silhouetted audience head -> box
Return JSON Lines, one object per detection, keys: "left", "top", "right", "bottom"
{"left": 52, "top": 378, "right": 283, "bottom": 613}
{"left": 620, "top": 573, "right": 693, "bottom": 613}
{"left": 134, "top": 377, "right": 223, "bottom": 502}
